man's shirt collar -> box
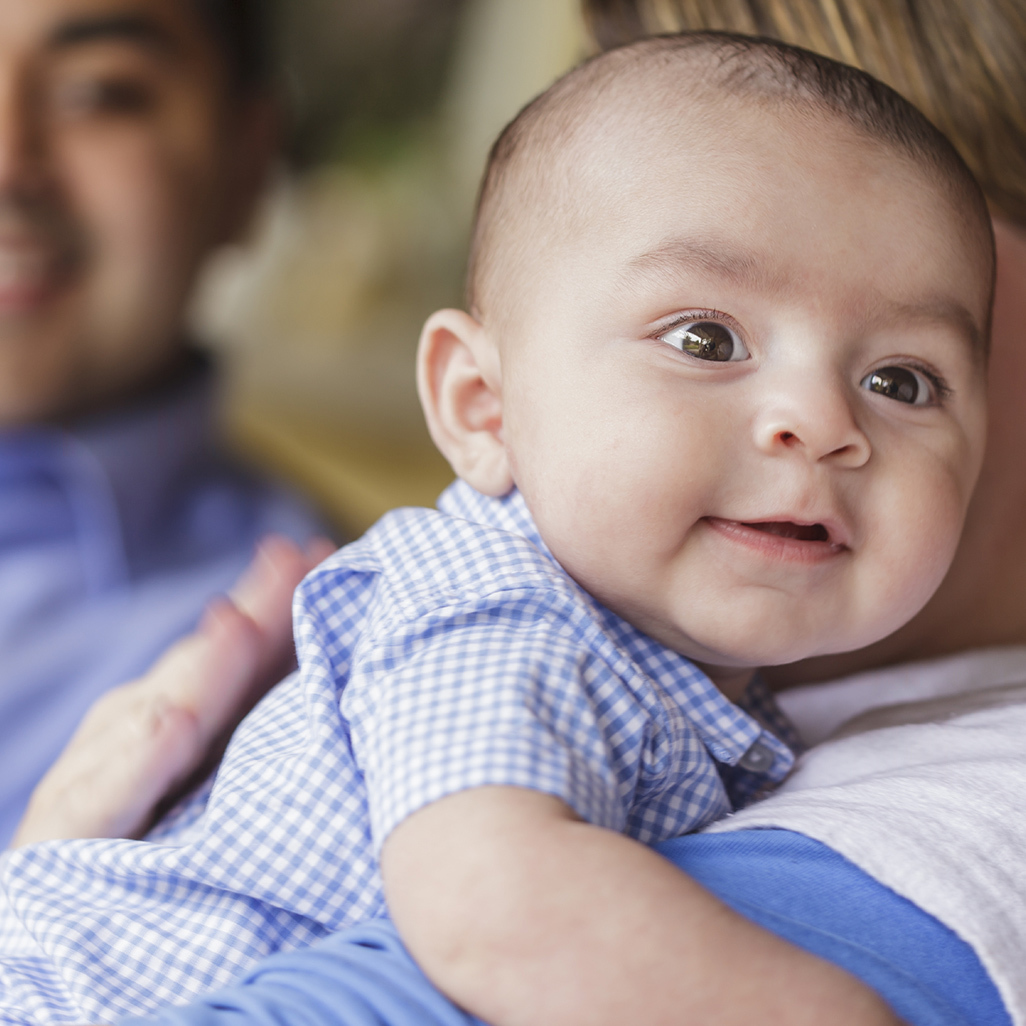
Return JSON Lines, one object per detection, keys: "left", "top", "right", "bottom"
{"left": 0, "top": 354, "right": 221, "bottom": 591}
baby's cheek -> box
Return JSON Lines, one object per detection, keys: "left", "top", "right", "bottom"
{"left": 863, "top": 464, "right": 967, "bottom": 626}
{"left": 531, "top": 466, "right": 619, "bottom": 557}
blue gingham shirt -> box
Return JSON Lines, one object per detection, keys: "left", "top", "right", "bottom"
{"left": 0, "top": 481, "right": 796, "bottom": 1024}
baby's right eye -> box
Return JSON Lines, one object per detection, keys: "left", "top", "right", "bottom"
{"left": 659, "top": 320, "right": 749, "bottom": 362}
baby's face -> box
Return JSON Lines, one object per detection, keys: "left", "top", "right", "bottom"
{"left": 498, "top": 103, "right": 989, "bottom": 692}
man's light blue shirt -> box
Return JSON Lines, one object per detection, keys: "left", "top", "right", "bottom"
{"left": 0, "top": 358, "right": 323, "bottom": 845}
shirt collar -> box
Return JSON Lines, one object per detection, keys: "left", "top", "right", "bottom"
{"left": 0, "top": 353, "right": 221, "bottom": 587}
{"left": 71, "top": 353, "right": 220, "bottom": 568}
{"left": 436, "top": 479, "right": 797, "bottom": 783}
{"left": 437, "top": 479, "right": 549, "bottom": 555}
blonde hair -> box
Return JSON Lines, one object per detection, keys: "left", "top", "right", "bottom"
{"left": 585, "top": 0, "right": 1026, "bottom": 225}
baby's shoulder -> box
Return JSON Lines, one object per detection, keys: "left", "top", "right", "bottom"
{"left": 297, "top": 505, "right": 579, "bottom": 631}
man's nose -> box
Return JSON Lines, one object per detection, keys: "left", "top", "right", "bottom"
{"left": 752, "top": 371, "right": 871, "bottom": 468}
{"left": 0, "top": 74, "right": 48, "bottom": 197}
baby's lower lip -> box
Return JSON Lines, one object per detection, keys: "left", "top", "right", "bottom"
{"left": 704, "top": 517, "right": 847, "bottom": 564}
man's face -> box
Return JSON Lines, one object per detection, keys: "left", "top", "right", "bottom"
{"left": 497, "top": 102, "right": 990, "bottom": 693}
{"left": 0, "top": 0, "right": 264, "bottom": 425}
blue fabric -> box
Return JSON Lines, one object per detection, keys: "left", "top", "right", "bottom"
{"left": 121, "top": 830, "right": 1009, "bottom": 1026}
{"left": 0, "top": 357, "right": 323, "bottom": 846}
{"left": 122, "top": 922, "right": 483, "bottom": 1026}
{"left": 658, "top": 830, "right": 1010, "bottom": 1026}
{"left": 0, "top": 479, "right": 795, "bottom": 1024}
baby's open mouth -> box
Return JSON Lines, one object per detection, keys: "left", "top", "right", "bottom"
{"left": 704, "top": 517, "right": 847, "bottom": 561}
{"left": 742, "top": 521, "right": 830, "bottom": 543}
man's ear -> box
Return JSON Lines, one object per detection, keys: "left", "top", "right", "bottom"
{"left": 417, "top": 309, "right": 513, "bottom": 497}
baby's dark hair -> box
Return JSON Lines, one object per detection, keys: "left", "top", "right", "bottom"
{"left": 190, "top": 0, "right": 270, "bottom": 93}
{"left": 466, "top": 31, "right": 992, "bottom": 321}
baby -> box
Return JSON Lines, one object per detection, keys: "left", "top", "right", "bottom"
{"left": 0, "top": 33, "right": 993, "bottom": 1026}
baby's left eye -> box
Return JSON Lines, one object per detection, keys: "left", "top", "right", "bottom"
{"left": 859, "top": 366, "right": 934, "bottom": 406}
{"left": 659, "top": 320, "right": 749, "bottom": 362}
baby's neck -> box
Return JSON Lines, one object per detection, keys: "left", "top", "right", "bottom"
{"left": 694, "top": 663, "right": 756, "bottom": 702}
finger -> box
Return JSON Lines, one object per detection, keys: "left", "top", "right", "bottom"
{"left": 230, "top": 534, "right": 334, "bottom": 679}
{"left": 13, "top": 601, "right": 263, "bottom": 845}
{"left": 165, "top": 596, "right": 264, "bottom": 739}
{"left": 307, "top": 535, "right": 337, "bottom": 564}
{"left": 14, "top": 693, "right": 201, "bottom": 844}
{"left": 231, "top": 535, "right": 319, "bottom": 625}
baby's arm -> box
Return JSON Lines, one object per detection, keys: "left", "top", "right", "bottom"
{"left": 382, "top": 786, "right": 903, "bottom": 1026}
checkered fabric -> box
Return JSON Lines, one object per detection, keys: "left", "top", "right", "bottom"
{"left": 0, "top": 481, "right": 795, "bottom": 1024}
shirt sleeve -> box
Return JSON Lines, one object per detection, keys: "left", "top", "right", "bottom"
{"left": 343, "top": 597, "right": 632, "bottom": 851}
{"left": 117, "top": 920, "right": 484, "bottom": 1026}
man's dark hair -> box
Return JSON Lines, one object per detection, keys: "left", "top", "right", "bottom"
{"left": 192, "top": 0, "right": 270, "bottom": 92}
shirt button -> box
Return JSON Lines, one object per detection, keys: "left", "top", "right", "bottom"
{"left": 738, "top": 739, "right": 775, "bottom": 773}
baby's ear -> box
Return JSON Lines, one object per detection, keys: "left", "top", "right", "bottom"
{"left": 416, "top": 309, "right": 513, "bottom": 497}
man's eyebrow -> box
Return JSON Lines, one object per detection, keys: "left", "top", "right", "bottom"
{"left": 48, "top": 13, "right": 178, "bottom": 56}
{"left": 617, "top": 235, "right": 783, "bottom": 295}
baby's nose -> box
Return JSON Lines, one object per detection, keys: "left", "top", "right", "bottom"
{"left": 754, "top": 388, "right": 870, "bottom": 467}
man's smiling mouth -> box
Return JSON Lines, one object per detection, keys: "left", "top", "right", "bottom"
{"left": 0, "top": 204, "right": 89, "bottom": 317}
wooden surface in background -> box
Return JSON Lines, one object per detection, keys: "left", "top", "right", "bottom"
{"left": 229, "top": 405, "right": 454, "bottom": 539}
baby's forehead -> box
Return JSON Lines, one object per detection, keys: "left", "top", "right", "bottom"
{"left": 503, "top": 101, "right": 991, "bottom": 358}
{"left": 530, "top": 91, "right": 978, "bottom": 269}
{"left": 469, "top": 36, "right": 994, "bottom": 340}
{"left": 526, "top": 75, "right": 957, "bottom": 225}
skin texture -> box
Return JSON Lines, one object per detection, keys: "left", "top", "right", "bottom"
{"left": 384, "top": 786, "right": 901, "bottom": 1026}
{"left": 770, "top": 218, "right": 1026, "bottom": 684}
{"left": 0, "top": 0, "right": 274, "bottom": 426}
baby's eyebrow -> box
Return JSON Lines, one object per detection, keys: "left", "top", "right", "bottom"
{"left": 869, "top": 296, "right": 986, "bottom": 353}
{"left": 618, "top": 235, "right": 986, "bottom": 354}
{"left": 618, "top": 235, "right": 783, "bottom": 295}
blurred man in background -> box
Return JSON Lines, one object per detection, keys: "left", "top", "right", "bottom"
{"left": 0, "top": 0, "right": 323, "bottom": 845}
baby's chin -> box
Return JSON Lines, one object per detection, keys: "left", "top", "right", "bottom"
{"left": 684, "top": 614, "right": 929, "bottom": 677}
{"left": 591, "top": 573, "right": 941, "bottom": 681}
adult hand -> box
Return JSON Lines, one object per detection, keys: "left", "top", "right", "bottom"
{"left": 12, "top": 535, "right": 335, "bottom": 847}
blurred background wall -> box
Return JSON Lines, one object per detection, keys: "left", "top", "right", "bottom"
{"left": 190, "top": 0, "right": 590, "bottom": 538}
